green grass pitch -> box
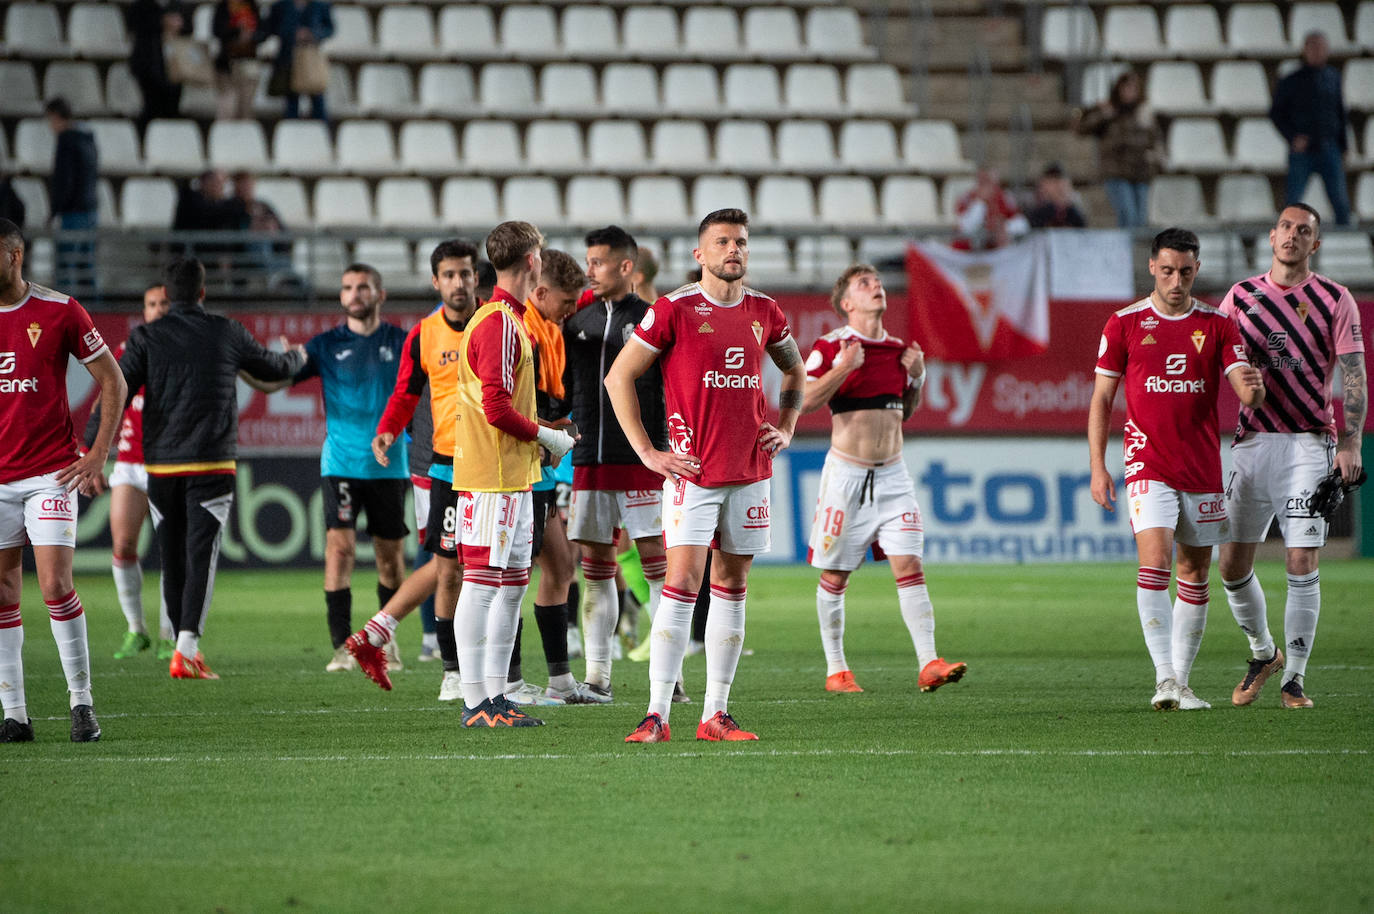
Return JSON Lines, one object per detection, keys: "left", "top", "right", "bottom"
{"left": 3, "top": 561, "right": 1372, "bottom": 912}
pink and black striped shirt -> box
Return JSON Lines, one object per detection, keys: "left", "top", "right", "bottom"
{"left": 1219, "top": 271, "right": 1364, "bottom": 442}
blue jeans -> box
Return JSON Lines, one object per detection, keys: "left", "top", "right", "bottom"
{"left": 56, "top": 210, "right": 98, "bottom": 297}
{"left": 1104, "top": 179, "right": 1149, "bottom": 228}
{"left": 285, "top": 93, "right": 327, "bottom": 121}
{"left": 1286, "top": 145, "right": 1351, "bottom": 226}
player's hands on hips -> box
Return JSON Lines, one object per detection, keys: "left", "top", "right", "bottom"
{"left": 56, "top": 449, "right": 108, "bottom": 496}
{"left": 643, "top": 449, "right": 700, "bottom": 483}
{"left": 835, "top": 339, "right": 865, "bottom": 374}
{"left": 1334, "top": 445, "right": 1364, "bottom": 484}
{"left": 1089, "top": 466, "right": 1115, "bottom": 512}
{"left": 372, "top": 432, "right": 395, "bottom": 467}
{"left": 758, "top": 422, "right": 792, "bottom": 457}
{"left": 901, "top": 341, "right": 925, "bottom": 379}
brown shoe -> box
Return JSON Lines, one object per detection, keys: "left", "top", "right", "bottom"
{"left": 1280, "top": 678, "right": 1314, "bottom": 709}
{"left": 1231, "top": 648, "right": 1283, "bottom": 706}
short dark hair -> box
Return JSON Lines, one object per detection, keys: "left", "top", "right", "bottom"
{"left": 486, "top": 221, "right": 545, "bottom": 271}
{"left": 1281, "top": 202, "right": 1322, "bottom": 233}
{"left": 584, "top": 225, "right": 638, "bottom": 263}
{"left": 830, "top": 264, "right": 878, "bottom": 317}
{"left": 698, "top": 208, "right": 749, "bottom": 237}
{"left": 0, "top": 218, "right": 24, "bottom": 252}
{"left": 634, "top": 247, "right": 659, "bottom": 285}
{"left": 342, "top": 262, "right": 383, "bottom": 289}
{"left": 1150, "top": 227, "right": 1200, "bottom": 259}
{"left": 162, "top": 256, "right": 206, "bottom": 304}
{"left": 476, "top": 261, "right": 497, "bottom": 297}
{"left": 429, "top": 238, "right": 478, "bottom": 277}
{"left": 44, "top": 97, "right": 73, "bottom": 120}
{"left": 539, "top": 249, "right": 586, "bottom": 295}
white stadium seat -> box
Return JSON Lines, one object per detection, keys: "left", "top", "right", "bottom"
{"left": 11, "top": 177, "right": 49, "bottom": 225}
{"left": 1103, "top": 6, "right": 1164, "bottom": 60}
{"left": 839, "top": 121, "right": 900, "bottom": 172}
{"left": 540, "top": 63, "right": 599, "bottom": 116}
{"left": 627, "top": 176, "right": 690, "bottom": 229}
{"left": 1357, "top": 2, "right": 1374, "bottom": 51}
{"left": 601, "top": 63, "right": 660, "bottom": 115}
{"left": 1216, "top": 174, "right": 1277, "bottom": 222}
{"left": 502, "top": 176, "right": 563, "bottom": 224}
{"left": 68, "top": 3, "right": 131, "bottom": 60}
{"left": 683, "top": 7, "right": 743, "bottom": 60}
{"left": 144, "top": 119, "right": 205, "bottom": 175}
{"left": 692, "top": 176, "right": 753, "bottom": 218}
{"left": 356, "top": 64, "right": 416, "bottom": 115}
{"left": 587, "top": 120, "right": 649, "bottom": 173}
{"left": 328, "top": 6, "right": 376, "bottom": 61}
{"left": 1357, "top": 172, "right": 1374, "bottom": 220}
{"left": 105, "top": 63, "right": 142, "bottom": 118}
{"left": 376, "top": 178, "right": 439, "bottom": 228}
{"left": 818, "top": 176, "right": 879, "bottom": 227}
{"left": 715, "top": 120, "right": 776, "bottom": 173}
{"left": 880, "top": 175, "right": 941, "bottom": 226}
{"left": 119, "top": 177, "right": 176, "bottom": 228}
{"left": 1288, "top": 3, "right": 1356, "bottom": 53}
{"left": 418, "top": 64, "right": 478, "bottom": 116}
{"left": 723, "top": 65, "right": 783, "bottom": 117}
{"left": 1226, "top": 4, "right": 1289, "bottom": 57}
{"left": 462, "top": 121, "right": 524, "bottom": 174}
{"left": 500, "top": 5, "right": 559, "bottom": 58}
{"left": 744, "top": 8, "right": 804, "bottom": 59}
{"left": 902, "top": 120, "right": 975, "bottom": 175}
{"left": 441, "top": 176, "right": 500, "bottom": 227}
{"left": 1211, "top": 62, "right": 1271, "bottom": 114}
{"left": 273, "top": 120, "right": 336, "bottom": 175}
{"left": 756, "top": 175, "right": 817, "bottom": 225}
{"left": 621, "top": 6, "right": 681, "bottom": 59}
{"left": 776, "top": 120, "right": 838, "bottom": 173}
{"left": 2, "top": 3, "right": 67, "bottom": 57}
{"left": 784, "top": 64, "right": 845, "bottom": 116}
{"left": 1166, "top": 118, "right": 1231, "bottom": 172}
{"left": 254, "top": 177, "right": 310, "bottom": 226}
{"left": 479, "top": 63, "right": 539, "bottom": 115}
{"left": 846, "top": 64, "right": 908, "bottom": 116}
{"left": 1163, "top": 5, "right": 1227, "bottom": 59}
{"left": 1148, "top": 175, "right": 1212, "bottom": 226}
{"left": 1233, "top": 117, "right": 1289, "bottom": 172}
{"left": 208, "top": 120, "right": 269, "bottom": 171}
{"left": 87, "top": 119, "right": 142, "bottom": 175}
{"left": 42, "top": 62, "right": 104, "bottom": 117}
{"left": 398, "top": 121, "right": 460, "bottom": 176}
{"left": 805, "top": 7, "right": 875, "bottom": 59}
{"left": 795, "top": 235, "right": 856, "bottom": 283}
{"left": 437, "top": 6, "right": 501, "bottom": 61}
{"left": 662, "top": 64, "right": 722, "bottom": 116}
{"left": 0, "top": 62, "right": 43, "bottom": 117}
{"left": 1041, "top": 7, "right": 1101, "bottom": 59}
{"left": 313, "top": 177, "right": 374, "bottom": 227}
{"left": 13, "top": 119, "right": 53, "bottom": 174}
{"left": 525, "top": 120, "right": 586, "bottom": 173}
{"left": 562, "top": 6, "right": 619, "bottom": 59}
{"left": 1146, "top": 62, "right": 1211, "bottom": 115}
{"left": 335, "top": 120, "right": 397, "bottom": 175}
{"left": 376, "top": 5, "right": 436, "bottom": 60}
{"left": 1345, "top": 59, "right": 1374, "bottom": 110}
{"left": 651, "top": 120, "right": 711, "bottom": 173}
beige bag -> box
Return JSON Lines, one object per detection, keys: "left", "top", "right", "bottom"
{"left": 164, "top": 36, "right": 215, "bottom": 87}
{"left": 290, "top": 44, "right": 329, "bottom": 96}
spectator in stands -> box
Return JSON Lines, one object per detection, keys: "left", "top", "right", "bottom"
{"left": 1272, "top": 31, "right": 1351, "bottom": 226}
{"left": 173, "top": 170, "right": 245, "bottom": 233}
{"left": 1074, "top": 71, "right": 1159, "bottom": 229}
{"left": 127, "top": 0, "right": 192, "bottom": 132}
{"left": 46, "top": 98, "right": 99, "bottom": 295}
{"left": 231, "top": 170, "right": 294, "bottom": 284}
{"left": 952, "top": 167, "right": 1029, "bottom": 251}
{"left": 0, "top": 172, "right": 24, "bottom": 231}
{"left": 633, "top": 247, "right": 660, "bottom": 303}
{"left": 1025, "top": 162, "right": 1088, "bottom": 229}
{"left": 213, "top": 0, "right": 263, "bottom": 120}
{"left": 260, "top": 0, "right": 335, "bottom": 122}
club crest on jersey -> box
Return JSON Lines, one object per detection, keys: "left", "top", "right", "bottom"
{"left": 1296, "top": 300, "right": 1310, "bottom": 322}
{"left": 1190, "top": 330, "right": 1206, "bottom": 353}
{"left": 698, "top": 321, "right": 714, "bottom": 334}
{"left": 27, "top": 322, "right": 41, "bottom": 348}
{"left": 751, "top": 321, "right": 764, "bottom": 345}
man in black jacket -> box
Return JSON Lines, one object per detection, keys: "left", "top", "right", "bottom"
{"left": 119, "top": 257, "right": 304, "bottom": 679}
{"left": 1272, "top": 31, "right": 1351, "bottom": 226}
{"left": 45, "top": 98, "right": 99, "bottom": 295}
{"left": 561, "top": 226, "right": 669, "bottom": 700}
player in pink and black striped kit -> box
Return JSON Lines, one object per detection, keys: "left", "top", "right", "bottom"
{"left": 1089, "top": 228, "right": 1265, "bottom": 712}
{"left": 802, "top": 264, "right": 966, "bottom": 696}
{"left": 607, "top": 208, "right": 808, "bottom": 743}
{"left": 1217, "top": 204, "right": 1367, "bottom": 709}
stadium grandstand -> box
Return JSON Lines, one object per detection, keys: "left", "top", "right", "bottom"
{"left": 0, "top": 0, "right": 1371, "bottom": 303}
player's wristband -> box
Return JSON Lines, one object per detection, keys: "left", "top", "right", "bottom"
{"left": 536, "top": 425, "right": 576, "bottom": 462}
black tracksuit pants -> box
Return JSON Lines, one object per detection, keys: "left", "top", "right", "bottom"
{"left": 147, "top": 474, "right": 235, "bottom": 638}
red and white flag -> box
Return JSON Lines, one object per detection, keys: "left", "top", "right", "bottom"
{"left": 905, "top": 236, "right": 1050, "bottom": 361}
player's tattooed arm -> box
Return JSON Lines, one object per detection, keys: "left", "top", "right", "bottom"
{"left": 768, "top": 337, "right": 803, "bottom": 372}
{"left": 763, "top": 337, "right": 808, "bottom": 453}
{"left": 779, "top": 388, "right": 804, "bottom": 412}
{"left": 1336, "top": 352, "right": 1366, "bottom": 481}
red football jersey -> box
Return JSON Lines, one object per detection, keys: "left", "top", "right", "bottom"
{"left": 0, "top": 284, "right": 108, "bottom": 483}
{"left": 1095, "top": 298, "right": 1248, "bottom": 492}
{"left": 805, "top": 326, "right": 915, "bottom": 415}
{"left": 633, "top": 283, "right": 792, "bottom": 487}
{"left": 111, "top": 342, "right": 144, "bottom": 464}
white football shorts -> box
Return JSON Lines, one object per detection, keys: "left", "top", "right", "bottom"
{"left": 662, "top": 477, "right": 771, "bottom": 555}
{"left": 411, "top": 474, "right": 431, "bottom": 545}
{"left": 807, "top": 454, "right": 923, "bottom": 571}
{"left": 0, "top": 472, "right": 79, "bottom": 549}
{"left": 1126, "top": 478, "right": 1229, "bottom": 546}
{"left": 456, "top": 489, "right": 534, "bottom": 570}
{"left": 1226, "top": 432, "right": 1331, "bottom": 548}
{"left": 567, "top": 487, "right": 663, "bottom": 544}
{"left": 108, "top": 461, "right": 148, "bottom": 493}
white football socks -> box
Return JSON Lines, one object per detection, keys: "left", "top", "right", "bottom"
{"left": 816, "top": 577, "right": 848, "bottom": 676}
{"left": 1282, "top": 571, "right": 1320, "bottom": 684}
{"left": 364, "top": 611, "right": 399, "bottom": 646}
{"left": 46, "top": 591, "right": 92, "bottom": 708}
{"left": 647, "top": 585, "right": 696, "bottom": 720}
{"left": 1137, "top": 566, "right": 1175, "bottom": 682}
{"left": 702, "top": 585, "right": 746, "bottom": 722}
{"left": 1171, "top": 578, "right": 1209, "bottom": 688}
{"left": 1223, "top": 570, "right": 1274, "bottom": 658}
{"left": 580, "top": 558, "right": 619, "bottom": 689}
{"left": 0, "top": 604, "right": 26, "bottom": 722}
{"left": 111, "top": 555, "right": 146, "bottom": 634}
{"left": 455, "top": 567, "right": 502, "bottom": 710}
{"left": 485, "top": 569, "right": 529, "bottom": 700}
{"left": 896, "top": 573, "right": 936, "bottom": 669}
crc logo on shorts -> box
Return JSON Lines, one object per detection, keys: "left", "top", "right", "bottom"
{"left": 747, "top": 501, "right": 769, "bottom": 521}
{"left": 42, "top": 494, "right": 73, "bottom": 517}
{"left": 1197, "top": 497, "right": 1226, "bottom": 519}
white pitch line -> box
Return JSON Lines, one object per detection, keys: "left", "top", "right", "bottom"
{"left": 25, "top": 747, "right": 1372, "bottom": 764}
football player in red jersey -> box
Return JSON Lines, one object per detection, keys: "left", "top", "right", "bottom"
{"left": 1088, "top": 228, "right": 1265, "bottom": 712}
{"left": 0, "top": 218, "right": 127, "bottom": 742}
{"left": 607, "top": 209, "right": 807, "bottom": 743}
{"left": 802, "top": 265, "right": 967, "bottom": 696}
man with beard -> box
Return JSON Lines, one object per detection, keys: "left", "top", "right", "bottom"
{"left": 256, "top": 264, "right": 410, "bottom": 671}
